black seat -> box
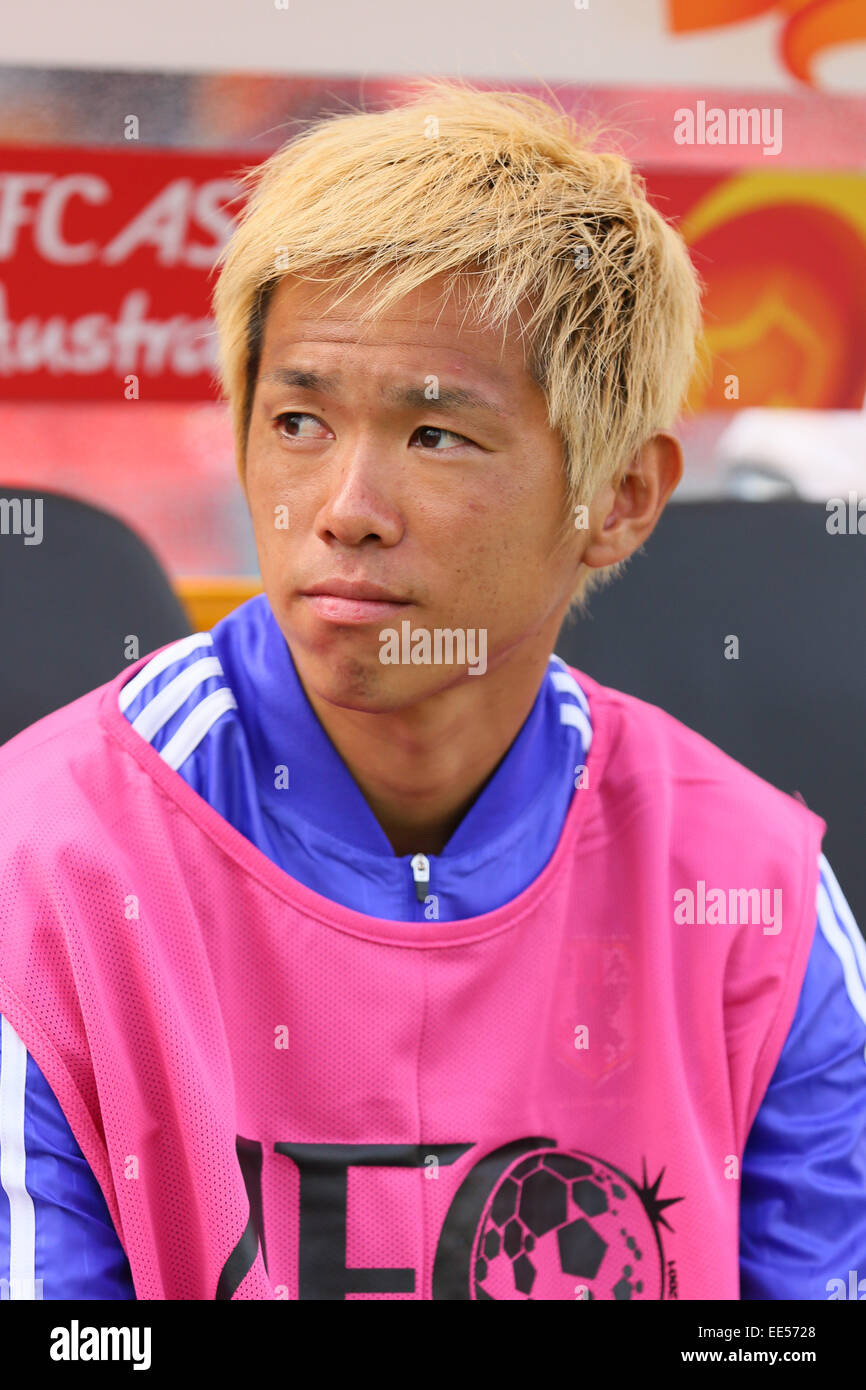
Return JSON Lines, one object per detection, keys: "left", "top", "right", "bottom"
{"left": 556, "top": 499, "right": 866, "bottom": 930}
{"left": 0, "top": 486, "right": 191, "bottom": 744}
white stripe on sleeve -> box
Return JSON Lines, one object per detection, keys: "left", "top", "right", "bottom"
{"left": 816, "top": 861, "right": 866, "bottom": 1067}
{"left": 118, "top": 633, "right": 214, "bottom": 713}
{"left": 159, "top": 687, "right": 239, "bottom": 770}
{"left": 818, "top": 853, "right": 866, "bottom": 994}
{"left": 0, "top": 1016, "right": 37, "bottom": 1298}
{"left": 130, "top": 657, "right": 225, "bottom": 743}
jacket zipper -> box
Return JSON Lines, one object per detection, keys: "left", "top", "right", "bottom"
{"left": 410, "top": 852, "right": 430, "bottom": 904}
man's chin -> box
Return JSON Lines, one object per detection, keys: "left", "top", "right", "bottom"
{"left": 298, "top": 658, "right": 431, "bottom": 715}
{"left": 290, "top": 639, "right": 473, "bottom": 716}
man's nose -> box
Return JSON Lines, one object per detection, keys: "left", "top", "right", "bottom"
{"left": 315, "top": 434, "right": 405, "bottom": 545}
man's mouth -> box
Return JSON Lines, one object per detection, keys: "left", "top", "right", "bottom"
{"left": 299, "top": 580, "right": 413, "bottom": 625}
{"left": 301, "top": 593, "right": 413, "bottom": 624}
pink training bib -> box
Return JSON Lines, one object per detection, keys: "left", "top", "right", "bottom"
{"left": 0, "top": 655, "right": 824, "bottom": 1299}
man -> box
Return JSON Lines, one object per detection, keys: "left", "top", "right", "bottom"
{"left": 1, "top": 79, "right": 864, "bottom": 1301}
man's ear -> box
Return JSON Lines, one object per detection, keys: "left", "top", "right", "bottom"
{"left": 581, "top": 432, "right": 683, "bottom": 572}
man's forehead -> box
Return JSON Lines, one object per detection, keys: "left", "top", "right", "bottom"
{"left": 262, "top": 274, "right": 531, "bottom": 373}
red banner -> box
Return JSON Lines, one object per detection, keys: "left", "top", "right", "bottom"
{"left": 1, "top": 144, "right": 865, "bottom": 411}
{"left": 0, "top": 144, "right": 242, "bottom": 401}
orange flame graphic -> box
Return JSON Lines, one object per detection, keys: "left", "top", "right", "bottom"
{"left": 668, "top": 0, "right": 866, "bottom": 85}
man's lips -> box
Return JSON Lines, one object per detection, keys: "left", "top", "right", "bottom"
{"left": 302, "top": 579, "right": 410, "bottom": 603}
{"left": 299, "top": 582, "right": 413, "bottom": 625}
{"left": 302, "top": 593, "right": 412, "bottom": 623}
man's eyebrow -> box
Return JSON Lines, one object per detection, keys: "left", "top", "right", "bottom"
{"left": 257, "top": 367, "right": 512, "bottom": 418}
{"left": 259, "top": 367, "right": 340, "bottom": 394}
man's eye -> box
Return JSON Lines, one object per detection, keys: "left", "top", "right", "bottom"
{"left": 272, "top": 415, "right": 473, "bottom": 450}
{"left": 412, "top": 425, "right": 473, "bottom": 450}
{"left": 274, "top": 412, "right": 326, "bottom": 439}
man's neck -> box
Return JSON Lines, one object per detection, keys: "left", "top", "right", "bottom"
{"left": 297, "top": 657, "right": 550, "bottom": 858}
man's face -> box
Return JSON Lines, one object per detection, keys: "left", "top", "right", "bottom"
{"left": 244, "top": 271, "right": 584, "bottom": 711}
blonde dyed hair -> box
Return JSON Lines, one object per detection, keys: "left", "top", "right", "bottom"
{"left": 211, "top": 78, "right": 703, "bottom": 614}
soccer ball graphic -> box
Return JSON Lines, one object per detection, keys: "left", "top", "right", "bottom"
{"left": 471, "top": 1148, "right": 663, "bottom": 1299}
